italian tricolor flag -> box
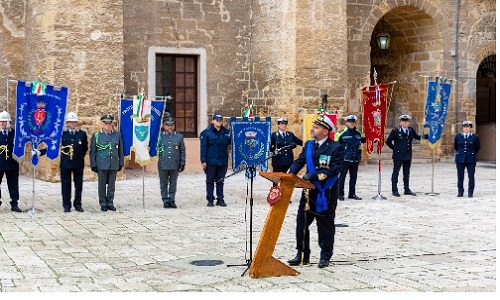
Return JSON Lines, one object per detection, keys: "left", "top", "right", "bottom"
{"left": 31, "top": 80, "right": 46, "bottom": 96}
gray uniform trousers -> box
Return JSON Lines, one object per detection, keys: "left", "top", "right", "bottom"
{"left": 159, "top": 170, "right": 179, "bottom": 204}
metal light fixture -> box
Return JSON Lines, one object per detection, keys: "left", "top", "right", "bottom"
{"left": 376, "top": 17, "right": 391, "bottom": 50}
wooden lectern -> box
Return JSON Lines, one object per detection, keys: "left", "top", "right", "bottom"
{"left": 248, "top": 172, "right": 315, "bottom": 278}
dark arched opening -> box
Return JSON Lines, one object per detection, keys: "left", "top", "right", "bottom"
{"left": 476, "top": 55, "right": 496, "bottom": 124}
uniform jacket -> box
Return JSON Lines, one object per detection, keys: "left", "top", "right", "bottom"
{"left": 454, "top": 133, "right": 480, "bottom": 164}
{"left": 89, "top": 130, "right": 124, "bottom": 171}
{"left": 157, "top": 131, "right": 186, "bottom": 170}
{"left": 269, "top": 130, "right": 303, "bottom": 168}
{"left": 385, "top": 126, "right": 422, "bottom": 161}
{"left": 0, "top": 129, "right": 19, "bottom": 171}
{"left": 200, "top": 124, "right": 231, "bottom": 166}
{"left": 289, "top": 139, "right": 344, "bottom": 213}
{"left": 60, "top": 130, "right": 88, "bottom": 169}
{"left": 338, "top": 127, "right": 363, "bottom": 162}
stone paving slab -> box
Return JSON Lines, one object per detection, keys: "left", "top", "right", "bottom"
{"left": 0, "top": 161, "right": 496, "bottom": 294}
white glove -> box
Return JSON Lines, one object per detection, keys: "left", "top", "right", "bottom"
{"left": 31, "top": 149, "right": 41, "bottom": 156}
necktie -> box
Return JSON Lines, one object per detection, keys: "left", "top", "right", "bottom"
{"left": 314, "top": 142, "right": 319, "bottom": 150}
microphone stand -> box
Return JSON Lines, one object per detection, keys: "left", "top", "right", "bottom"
{"left": 226, "top": 144, "right": 294, "bottom": 276}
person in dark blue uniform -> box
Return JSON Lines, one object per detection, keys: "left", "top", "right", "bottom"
{"left": 200, "top": 113, "right": 231, "bottom": 207}
{"left": 269, "top": 117, "right": 303, "bottom": 183}
{"left": 287, "top": 114, "right": 344, "bottom": 268}
{"left": 454, "top": 120, "right": 480, "bottom": 198}
{"left": 385, "top": 114, "right": 427, "bottom": 197}
{"left": 0, "top": 111, "right": 23, "bottom": 212}
{"left": 337, "top": 115, "right": 365, "bottom": 200}
{"left": 60, "top": 112, "right": 88, "bottom": 212}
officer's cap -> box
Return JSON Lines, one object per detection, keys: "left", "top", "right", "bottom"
{"left": 212, "top": 113, "right": 223, "bottom": 121}
{"left": 277, "top": 117, "right": 288, "bottom": 124}
{"left": 164, "top": 117, "right": 175, "bottom": 125}
{"left": 66, "top": 112, "right": 79, "bottom": 122}
{"left": 313, "top": 114, "right": 335, "bottom": 132}
{"left": 462, "top": 120, "right": 473, "bottom": 127}
{"left": 399, "top": 114, "right": 412, "bottom": 121}
{"left": 101, "top": 114, "right": 114, "bottom": 124}
{"left": 345, "top": 115, "right": 358, "bottom": 122}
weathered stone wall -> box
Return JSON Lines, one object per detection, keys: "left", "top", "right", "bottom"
{"left": 20, "top": 0, "right": 125, "bottom": 181}
{"left": 0, "top": 0, "right": 25, "bottom": 113}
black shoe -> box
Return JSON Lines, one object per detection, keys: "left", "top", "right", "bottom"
{"left": 287, "top": 254, "right": 309, "bottom": 266}
{"left": 457, "top": 193, "right": 463, "bottom": 197}
{"left": 468, "top": 193, "right": 473, "bottom": 198}
{"left": 404, "top": 190, "right": 417, "bottom": 196}
{"left": 101, "top": 207, "right": 108, "bottom": 212}
{"left": 348, "top": 195, "right": 362, "bottom": 200}
{"left": 169, "top": 202, "right": 177, "bottom": 209}
{"left": 163, "top": 202, "right": 170, "bottom": 208}
{"left": 216, "top": 200, "right": 227, "bottom": 207}
{"left": 318, "top": 259, "right": 330, "bottom": 268}
{"left": 11, "top": 206, "right": 22, "bottom": 212}
{"left": 392, "top": 192, "right": 401, "bottom": 197}
{"left": 338, "top": 195, "right": 345, "bottom": 201}
{"left": 64, "top": 208, "right": 71, "bottom": 213}
{"left": 0, "top": 200, "right": 2, "bottom": 207}
{"left": 108, "top": 206, "right": 116, "bottom": 211}
{"left": 75, "top": 207, "right": 84, "bottom": 212}
{"left": 207, "top": 201, "right": 214, "bottom": 207}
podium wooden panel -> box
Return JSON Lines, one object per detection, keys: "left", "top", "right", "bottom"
{"left": 248, "top": 172, "right": 314, "bottom": 278}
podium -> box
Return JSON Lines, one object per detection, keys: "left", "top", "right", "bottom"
{"left": 248, "top": 172, "right": 315, "bottom": 278}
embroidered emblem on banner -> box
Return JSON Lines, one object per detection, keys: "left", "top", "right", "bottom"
{"left": 231, "top": 117, "right": 271, "bottom": 179}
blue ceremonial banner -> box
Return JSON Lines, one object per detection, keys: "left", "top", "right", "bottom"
{"left": 13, "top": 80, "right": 68, "bottom": 166}
{"left": 231, "top": 117, "right": 271, "bottom": 179}
{"left": 424, "top": 77, "right": 452, "bottom": 149}
{"left": 119, "top": 98, "right": 165, "bottom": 165}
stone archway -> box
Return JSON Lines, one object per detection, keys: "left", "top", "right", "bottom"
{"left": 369, "top": 6, "right": 446, "bottom": 130}
{"left": 475, "top": 54, "right": 496, "bottom": 161}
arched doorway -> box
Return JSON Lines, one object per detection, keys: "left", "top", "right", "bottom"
{"left": 369, "top": 7, "right": 446, "bottom": 131}
{"left": 475, "top": 55, "right": 496, "bottom": 161}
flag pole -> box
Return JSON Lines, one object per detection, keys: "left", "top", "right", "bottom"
{"left": 371, "top": 69, "right": 386, "bottom": 200}
{"left": 422, "top": 73, "right": 441, "bottom": 196}
{"left": 27, "top": 167, "right": 37, "bottom": 215}
{"left": 424, "top": 147, "right": 439, "bottom": 196}
{"left": 142, "top": 166, "right": 146, "bottom": 209}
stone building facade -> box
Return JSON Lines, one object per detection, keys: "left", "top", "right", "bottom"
{"left": 0, "top": 0, "right": 496, "bottom": 181}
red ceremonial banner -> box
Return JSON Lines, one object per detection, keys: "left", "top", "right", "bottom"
{"left": 362, "top": 84, "right": 389, "bottom": 154}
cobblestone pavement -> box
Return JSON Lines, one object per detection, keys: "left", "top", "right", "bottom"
{"left": 0, "top": 161, "right": 496, "bottom": 293}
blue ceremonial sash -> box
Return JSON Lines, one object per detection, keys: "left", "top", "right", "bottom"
{"left": 13, "top": 80, "right": 68, "bottom": 167}
{"left": 230, "top": 117, "right": 271, "bottom": 179}
{"left": 119, "top": 98, "right": 165, "bottom": 161}
{"left": 306, "top": 141, "right": 337, "bottom": 213}
{"left": 425, "top": 78, "right": 452, "bottom": 148}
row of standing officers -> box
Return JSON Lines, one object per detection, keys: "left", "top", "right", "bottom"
{"left": 0, "top": 111, "right": 186, "bottom": 213}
